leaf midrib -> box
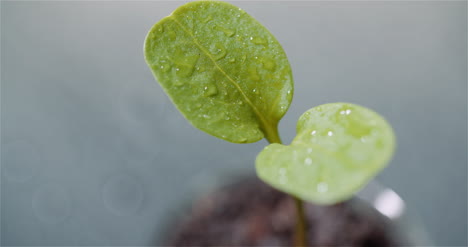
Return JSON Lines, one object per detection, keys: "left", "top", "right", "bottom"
{"left": 169, "top": 15, "right": 274, "bottom": 136}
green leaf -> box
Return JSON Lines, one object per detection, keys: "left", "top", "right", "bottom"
{"left": 144, "top": 1, "right": 293, "bottom": 143}
{"left": 256, "top": 103, "right": 396, "bottom": 205}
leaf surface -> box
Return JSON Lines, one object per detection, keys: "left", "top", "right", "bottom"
{"left": 256, "top": 103, "right": 396, "bottom": 204}
{"left": 144, "top": 1, "right": 293, "bottom": 143}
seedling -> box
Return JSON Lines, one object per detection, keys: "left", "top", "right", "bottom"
{"left": 144, "top": 1, "right": 395, "bottom": 246}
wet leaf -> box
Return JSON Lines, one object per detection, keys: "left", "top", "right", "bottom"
{"left": 144, "top": 1, "right": 293, "bottom": 143}
{"left": 256, "top": 103, "right": 396, "bottom": 205}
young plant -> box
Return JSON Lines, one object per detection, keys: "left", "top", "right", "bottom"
{"left": 144, "top": 1, "right": 395, "bottom": 246}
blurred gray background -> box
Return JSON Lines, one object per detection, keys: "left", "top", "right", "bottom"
{"left": 1, "top": 1, "right": 466, "bottom": 246}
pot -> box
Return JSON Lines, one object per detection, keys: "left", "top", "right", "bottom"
{"left": 156, "top": 168, "right": 431, "bottom": 246}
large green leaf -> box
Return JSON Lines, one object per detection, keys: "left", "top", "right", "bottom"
{"left": 144, "top": 1, "right": 293, "bottom": 143}
{"left": 256, "top": 103, "right": 396, "bottom": 205}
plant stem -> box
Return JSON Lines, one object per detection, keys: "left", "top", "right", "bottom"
{"left": 263, "top": 123, "right": 282, "bottom": 144}
{"left": 264, "top": 125, "right": 307, "bottom": 247}
{"left": 293, "top": 196, "right": 307, "bottom": 247}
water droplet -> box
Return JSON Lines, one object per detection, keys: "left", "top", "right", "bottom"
{"left": 279, "top": 168, "right": 288, "bottom": 184}
{"left": 174, "top": 80, "right": 184, "bottom": 86}
{"left": 168, "top": 31, "right": 176, "bottom": 41}
{"left": 311, "top": 130, "right": 317, "bottom": 135}
{"left": 158, "top": 59, "right": 171, "bottom": 72}
{"left": 102, "top": 174, "right": 144, "bottom": 216}
{"left": 248, "top": 66, "right": 260, "bottom": 81}
{"left": 279, "top": 168, "right": 286, "bottom": 175}
{"left": 305, "top": 158, "right": 312, "bottom": 166}
{"left": 203, "top": 114, "right": 211, "bottom": 119}
{"left": 252, "top": 88, "right": 258, "bottom": 94}
{"left": 212, "top": 43, "right": 227, "bottom": 60}
{"left": 261, "top": 58, "right": 276, "bottom": 71}
{"left": 225, "top": 116, "right": 231, "bottom": 120}
{"left": 202, "top": 16, "right": 212, "bottom": 23}
{"left": 327, "top": 131, "right": 334, "bottom": 136}
{"left": 237, "top": 100, "right": 243, "bottom": 105}
{"left": 287, "top": 90, "right": 291, "bottom": 95}
{"left": 32, "top": 183, "right": 71, "bottom": 224}
{"left": 317, "top": 182, "right": 328, "bottom": 193}
{"left": 307, "top": 148, "right": 313, "bottom": 153}
{"left": 158, "top": 26, "right": 164, "bottom": 32}
{"left": 215, "top": 25, "right": 235, "bottom": 37}
{"left": 175, "top": 54, "right": 199, "bottom": 77}
{"left": 251, "top": 36, "right": 267, "bottom": 45}
{"left": 204, "top": 85, "right": 218, "bottom": 97}
{"left": 2, "top": 140, "right": 41, "bottom": 182}
{"left": 229, "top": 57, "right": 236, "bottom": 63}
{"left": 346, "top": 109, "right": 352, "bottom": 115}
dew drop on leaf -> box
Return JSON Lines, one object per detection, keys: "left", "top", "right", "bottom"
{"left": 260, "top": 57, "right": 276, "bottom": 71}
{"left": 168, "top": 31, "right": 176, "bottom": 40}
{"left": 248, "top": 66, "right": 260, "bottom": 81}
{"left": 175, "top": 54, "right": 199, "bottom": 78}
{"left": 202, "top": 16, "right": 212, "bottom": 23}
{"left": 251, "top": 36, "right": 267, "bottom": 45}
{"left": 317, "top": 182, "right": 328, "bottom": 193}
{"left": 213, "top": 43, "right": 227, "bottom": 60}
{"left": 203, "top": 85, "right": 218, "bottom": 97}
{"left": 174, "top": 80, "right": 184, "bottom": 86}
{"left": 215, "top": 25, "right": 235, "bottom": 37}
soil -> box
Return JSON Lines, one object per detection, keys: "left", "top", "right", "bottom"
{"left": 165, "top": 176, "right": 406, "bottom": 246}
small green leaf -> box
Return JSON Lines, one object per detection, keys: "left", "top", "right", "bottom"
{"left": 144, "top": 1, "right": 293, "bottom": 143}
{"left": 256, "top": 103, "right": 396, "bottom": 205}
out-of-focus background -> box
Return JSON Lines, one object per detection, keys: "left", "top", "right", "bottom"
{"left": 1, "top": 1, "right": 466, "bottom": 246}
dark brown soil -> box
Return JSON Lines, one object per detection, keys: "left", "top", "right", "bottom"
{"left": 165, "top": 177, "right": 406, "bottom": 247}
